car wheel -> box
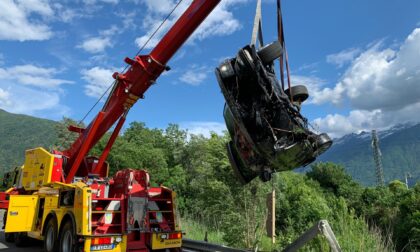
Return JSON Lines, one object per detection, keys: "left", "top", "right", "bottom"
{"left": 284, "top": 85, "right": 309, "bottom": 103}
{"left": 218, "top": 60, "right": 235, "bottom": 79}
{"left": 259, "top": 169, "right": 272, "bottom": 182}
{"left": 257, "top": 40, "right": 283, "bottom": 64}
{"left": 234, "top": 47, "right": 256, "bottom": 75}
{"left": 313, "top": 133, "right": 333, "bottom": 156}
{"left": 44, "top": 218, "right": 58, "bottom": 252}
{"left": 59, "top": 221, "right": 78, "bottom": 252}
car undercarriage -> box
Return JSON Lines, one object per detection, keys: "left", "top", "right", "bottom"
{"left": 216, "top": 41, "right": 333, "bottom": 184}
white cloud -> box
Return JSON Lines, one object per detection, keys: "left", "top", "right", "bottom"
{"left": 81, "top": 66, "right": 117, "bottom": 98}
{"left": 0, "top": 88, "right": 11, "bottom": 107}
{"left": 314, "top": 28, "right": 420, "bottom": 110}
{"left": 83, "top": 0, "right": 119, "bottom": 4}
{"left": 326, "top": 48, "right": 361, "bottom": 68}
{"left": 290, "top": 75, "right": 326, "bottom": 101}
{"left": 78, "top": 24, "right": 129, "bottom": 54}
{"left": 179, "top": 65, "right": 210, "bottom": 86}
{"left": 0, "top": 64, "right": 73, "bottom": 88}
{"left": 189, "top": 0, "right": 244, "bottom": 42}
{"left": 78, "top": 37, "right": 113, "bottom": 54}
{"left": 313, "top": 110, "right": 382, "bottom": 138}
{"left": 16, "top": 0, "right": 53, "bottom": 16}
{"left": 180, "top": 121, "right": 226, "bottom": 137}
{"left": 0, "top": 64, "right": 71, "bottom": 117}
{"left": 0, "top": 85, "right": 67, "bottom": 116}
{"left": 135, "top": 0, "right": 247, "bottom": 49}
{"left": 0, "top": 0, "right": 53, "bottom": 41}
{"left": 313, "top": 102, "right": 420, "bottom": 138}
{"left": 53, "top": 3, "right": 88, "bottom": 23}
{"left": 312, "top": 28, "right": 420, "bottom": 137}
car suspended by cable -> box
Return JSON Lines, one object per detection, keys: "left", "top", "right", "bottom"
{"left": 216, "top": 41, "right": 333, "bottom": 184}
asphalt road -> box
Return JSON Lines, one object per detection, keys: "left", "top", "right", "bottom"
{"left": 0, "top": 210, "right": 43, "bottom": 251}
{"left": 0, "top": 209, "right": 211, "bottom": 252}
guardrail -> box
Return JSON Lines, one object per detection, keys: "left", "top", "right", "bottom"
{"left": 182, "top": 238, "right": 250, "bottom": 252}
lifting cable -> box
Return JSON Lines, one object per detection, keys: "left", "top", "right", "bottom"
{"left": 277, "top": 0, "right": 293, "bottom": 103}
{"left": 251, "top": 0, "right": 264, "bottom": 48}
{"left": 250, "top": 2, "right": 281, "bottom": 247}
{"left": 58, "top": 0, "right": 184, "bottom": 149}
{"left": 251, "top": 0, "right": 293, "bottom": 104}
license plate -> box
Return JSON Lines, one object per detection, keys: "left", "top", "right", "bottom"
{"left": 91, "top": 244, "right": 114, "bottom": 250}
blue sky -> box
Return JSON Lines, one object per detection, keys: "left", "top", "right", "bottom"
{"left": 0, "top": 0, "right": 419, "bottom": 138}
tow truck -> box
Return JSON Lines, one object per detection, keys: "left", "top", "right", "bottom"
{"left": 0, "top": 0, "right": 331, "bottom": 251}
{"left": 0, "top": 1, "right": 222, "bottom": 251}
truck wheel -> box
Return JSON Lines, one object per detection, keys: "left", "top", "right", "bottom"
{"left": 44, "top": 218, "right": 58, "bottom": 252}
{"left": 14, "top": 232, "right": 28, "bottom": 247}
{"left": 5, "top": 232, "right": 15, "bottom": 243}
{"left": 59, "top": 221, "right": 78, "bottom": 252}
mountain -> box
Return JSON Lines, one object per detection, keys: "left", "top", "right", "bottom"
{"left": 0, "top": 109, "right": 57, "bottom": 173}
{"left": 318, "top": 122, "right": 420, "bottom": 186}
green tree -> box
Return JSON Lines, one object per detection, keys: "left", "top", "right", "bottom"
{"left": 54, "top": 117, "right": 84, "bottom": 151}
{"left": 307, "top": 162, "right": 363, "bottom": 212}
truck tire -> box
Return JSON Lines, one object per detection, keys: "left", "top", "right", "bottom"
{"left": 59, "top": 221, "right": 79, "bottom": 252}
{"left": 5, "top": 232, "right": 15, "bottom": 243}
{"left": 257, "top": 40, "right": 283, "bottom": 64}
{"left": 44, "top": 218, "right": 59, "bottom": 252}
{"left": 14, "top": 232, "right": 28, "bottom": 247}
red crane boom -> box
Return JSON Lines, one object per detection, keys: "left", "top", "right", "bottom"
{"left": 63, "top": 0, "right": 221, "bottom": 183}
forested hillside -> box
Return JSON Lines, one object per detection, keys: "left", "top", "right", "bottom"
{"left": 0, "top": 109, "right": 57, "bottom": 172}
{"left": 319, "top": 123, "right": 420, "bottom": 186}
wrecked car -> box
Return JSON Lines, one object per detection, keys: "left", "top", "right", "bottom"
{"left": 216, "top": 41, "right": 332, "bottom": 184}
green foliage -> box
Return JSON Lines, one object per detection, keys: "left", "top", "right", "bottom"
{"left": 0, "top": 109, "right": 57, "bottom": 174}
{"left": 88, "top": 122, "right": 415, "bottom": 251}
{"left": 307, "top": 162, "right": 363, "bottom": 211}
{"left": 309, "top": 163, "right": 420, "bottom": 251}
{"left": 1, "top": 112, "right": 417, "bottom": 251}
{"left": 393, "top": 183, "right": 420, "bottom": 250}
{"left": 54, "top": 117, "right": 85, "bottom": 151}
{"left": 181, "top": 218, "right": 224, "bottom": 244}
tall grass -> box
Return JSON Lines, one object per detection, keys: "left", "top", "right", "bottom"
{"left": 179, "top": 218, "right": 224, "bottom": 244}
{"left": 333, "top": 210, "right": 394, "bottom": 252}
{"left": 180, "top": 213, "right": 394, "bottom": 252}
{"left": 274, "top": 210, "right": 395, "bottom": 252}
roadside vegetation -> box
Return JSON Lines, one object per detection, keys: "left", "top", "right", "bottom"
{"left": 89, "top": 122, "right": 420, "bottom": 251}
{"left": 2, "top": 119, "right": 416, "bottom": 251}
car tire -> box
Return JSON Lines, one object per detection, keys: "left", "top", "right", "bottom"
{"left": 285, "top": 85, "right": 309, "bottom": 102}
{"left": 234, "top": 47, "right": 256, "bottom": 77}
{"left": 314, "top": 133, "right": 333, "bottom": 156}
{"left": 259, "top": 169, "right": 272, "bottom": 182}
{"left": 44, "top": 218, "right": 59, "bottom": 252}
{"left": 59, "top": 221, "right": 78, "bottom": 252}
{"left": 257, "top": 40, "right": 283, "bottom": 64}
